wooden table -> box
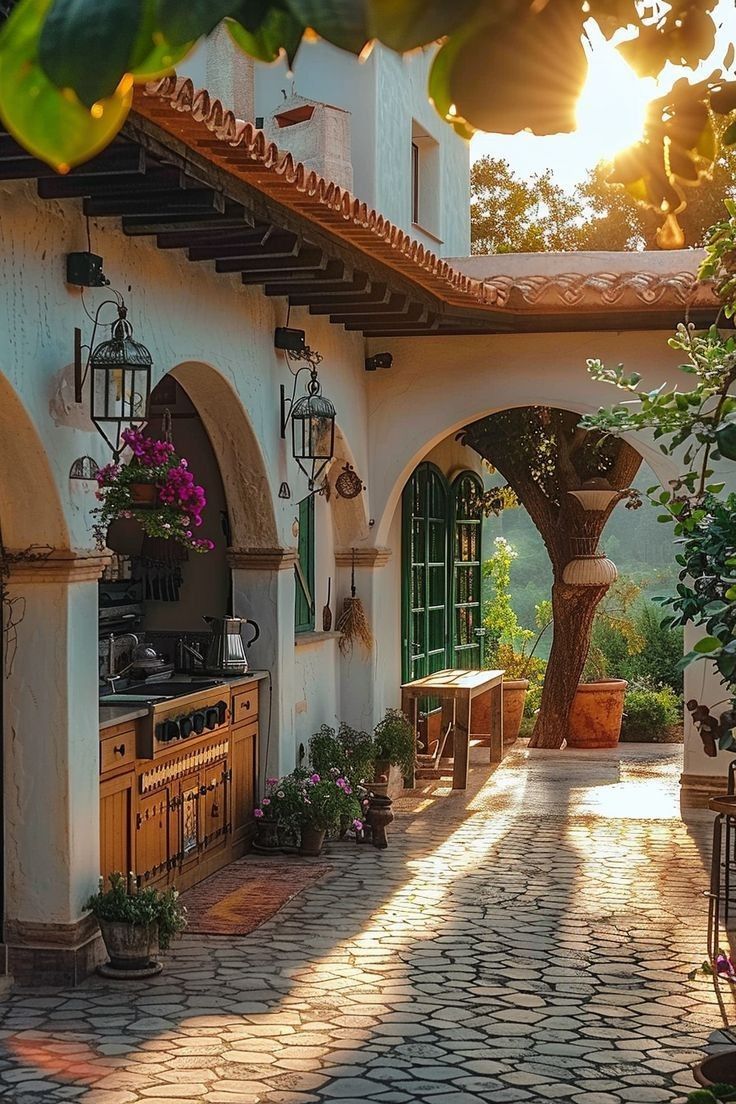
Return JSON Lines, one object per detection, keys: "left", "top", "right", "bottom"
{"left": 401, "top": 669, "right": 504, "bottom": 790}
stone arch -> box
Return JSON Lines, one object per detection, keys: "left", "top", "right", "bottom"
{"left": 169, "top": 361, "right": 278, "bottom": 550}
{"left": 0, "top": 373, "right": 69, "bottom": 551}
{"left": 373, "top": 398, "right": 676, "bottom": 547}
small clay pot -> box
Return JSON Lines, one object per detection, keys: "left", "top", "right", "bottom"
{"left": 299, "top": 825, "right": 326, "bottom": 856}
{"left": 99, "top": 919, "right": 159, "bottom": 972}
{"left": 129, "top": 482, "right": 158, "bottom": 507}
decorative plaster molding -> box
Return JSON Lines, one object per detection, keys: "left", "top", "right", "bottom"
{"left": 335, "top": 547, "right": 392, "bottom": 567}
{"left": 227, "top": 547, "right": 298, "bottom": 571}
{"left": 5, "top": 549, "right": 111, "bottom": 584}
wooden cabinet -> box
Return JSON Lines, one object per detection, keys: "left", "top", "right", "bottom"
{"left": 100, "top": 676, "right": 262, "bottom": 894}
{"left": 100, "top": 770, "right": 135, "bottom": 885}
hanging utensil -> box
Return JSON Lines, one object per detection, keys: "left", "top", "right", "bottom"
{"left": 336, "top": 549, "right": 372, "bottom": 656}
{"left": 322, "top": 577, "right": 332, "bottom": 631}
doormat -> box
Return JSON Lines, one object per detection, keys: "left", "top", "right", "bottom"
{"left": 180, "top": 858, "right": 332, "bottom": 936}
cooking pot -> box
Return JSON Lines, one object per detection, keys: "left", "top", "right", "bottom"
{"left": 203, "top": 615, "right": 260, "bottom": 675}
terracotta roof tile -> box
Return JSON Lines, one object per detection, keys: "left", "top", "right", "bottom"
{"left": 133, "top": 77, "right": 719, "bottom": 321}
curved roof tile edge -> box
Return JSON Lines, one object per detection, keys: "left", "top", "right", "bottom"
{"left": 136, "top": 76, "right": 720, "bottom": 316}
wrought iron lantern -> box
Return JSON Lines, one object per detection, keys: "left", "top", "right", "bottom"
{"left": 281, "top": 363, "right": 336, "bottom": 490}
{"left": 75, "top": 297, "right": 152, "bottom": 456}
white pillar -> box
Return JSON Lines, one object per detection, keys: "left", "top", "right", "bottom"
{"left": 229, "top": 548, "right": 297, "bottom": 782}
{"left": 3, "top": 550, "right": 108, "bottom": 983}
{"left": 681, "top": 622, "right": 730, "bottom": 807}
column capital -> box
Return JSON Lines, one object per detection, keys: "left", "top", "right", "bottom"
{"left": 227, "top": 546, "right": 298, "bottom": 571}
{"left": 4, "top": 548, "right": 111, "bottom": 584}
{"left": 335, "top": 547, "right": 392, "bottom": 568}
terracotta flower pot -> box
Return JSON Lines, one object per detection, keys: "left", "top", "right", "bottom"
{"left": 502, "top": 679, "right": 529, "bottom": 744}
{"left": 692, "top": 1049, "right": 736, "bottom": 1087}
{"left": 566, "top": 679, "right": 628, "bottom": 749}
{"left": 99, "top": 919, "right": 159, "bottom": 972}
{"left": 299, "top": 825, "right": 326, "bottom": 856}
{"left": 129, "top": 482, "right": 158, "bottom": 507}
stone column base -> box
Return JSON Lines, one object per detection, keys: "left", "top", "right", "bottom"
{"left": 3, "top": 915, "right": 105, "bottom": 987}
{"left": 680, "top": 771, "right": 730, "bottom": 810}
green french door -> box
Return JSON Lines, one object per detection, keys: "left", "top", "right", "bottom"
{"left": 451, "top": 471, "right": 484, "bottom": 669}
{"left": 402, "top": 463, "right": 450, "bottom": 683}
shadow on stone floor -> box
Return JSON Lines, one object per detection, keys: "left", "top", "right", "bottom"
{"left": 0, "top": 743, "right": 733, "bottom": 1104}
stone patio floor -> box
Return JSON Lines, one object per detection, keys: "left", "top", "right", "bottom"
{"left": 1, "top": 742, "right": 735, "bottom": 1104}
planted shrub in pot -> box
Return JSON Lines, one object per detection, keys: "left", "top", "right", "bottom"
{"left": 309, "top": 722, "right": 374, "bottom": 790}
{"left": 254, "top": 768, "right": 363, "bottom": 856}
{"left": 87, "top": 872, "right": 186, "bottom": 978}
{"left": 620, "top": 680, "right": 681, "bottom": 742}
{"left": 372, "top": 709, "right": 415, "bottom": 792}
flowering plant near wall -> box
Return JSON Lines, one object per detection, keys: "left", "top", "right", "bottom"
{"left": 92, "top": 428, "right": 214, "bottom": 553}
{"left": 254, "top": 768, "right": 364, "bottom": 835}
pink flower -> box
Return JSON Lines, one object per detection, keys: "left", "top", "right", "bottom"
{"left": 254, "top": 808, "right": 264, "bottom": 818}
{"left": 266, "top": 778, "right": 278, "bottom": 786}
{"left": 352, "top": 819, "right": 363, "bottom": 831}
{"left": 309, "top": 773, "right": 321, "bottom": 784}
{"left": 261, "top": 797, "right": 271, "bottom": 806}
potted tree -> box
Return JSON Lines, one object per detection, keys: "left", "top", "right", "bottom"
{"left": 87, "top": 872, "right": 186, "bottom": 978}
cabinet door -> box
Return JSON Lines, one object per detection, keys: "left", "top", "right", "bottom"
{"left": 136, "top": 788, "right": 171, "bottom": 885}
{"left": 201, "top": 759, "right": 228, "bottom": 852}
{"left": 232, "top": 721, "right": 257, "bottom": 845}
{"left": 100, "top": 771, "right": 135, "bottom": 885}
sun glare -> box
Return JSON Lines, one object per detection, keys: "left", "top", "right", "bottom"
{"left": 576, "top": 27, "right": 656, "bottom": 163}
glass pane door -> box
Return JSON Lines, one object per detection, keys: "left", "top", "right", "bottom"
{"left": 451, "top": 472, "right": 483, "bottom": 669}
{"left": 402, "top": 463, "right": 449, "bottom": 683}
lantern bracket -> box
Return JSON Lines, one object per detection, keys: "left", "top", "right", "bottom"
{"left": 280, "top": 363, "right": 321, "bottom": 439}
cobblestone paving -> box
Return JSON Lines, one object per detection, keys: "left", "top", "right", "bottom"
{"left": 0, "top": 743, "right": 734, "bottom": 1104}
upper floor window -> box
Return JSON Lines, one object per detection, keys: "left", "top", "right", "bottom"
{"left": 410, "top": 120, "right": 441, "bottom": 242}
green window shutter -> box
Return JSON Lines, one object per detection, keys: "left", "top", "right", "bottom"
{"left": 294, "top": 495, "right": 315, "bottom": 633}
{"left": 401, "top": 462, "right": 449, "bottom": 683}
{"left": 451, "top": 471, "right": 484, "bottom": 669}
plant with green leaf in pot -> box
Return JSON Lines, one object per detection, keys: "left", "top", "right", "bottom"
{"left": 309, "top": 722, "right": 374, "bottom": 788}
{"left": 373, "top": 709, "right": 415, "bottom": 781}
{"left": 87, "top": 872, "right": 186, "bottom": 974}
{"left": 583, "top": 204, "right": 736, "bottom": 758}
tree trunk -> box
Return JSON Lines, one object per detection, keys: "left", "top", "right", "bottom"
{"left": 529, "top": 580, "right": 607, "bottom": 748}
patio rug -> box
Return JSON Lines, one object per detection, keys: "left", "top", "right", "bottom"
{"left": 180, "top": 858, "right": 332, "bottom": 936}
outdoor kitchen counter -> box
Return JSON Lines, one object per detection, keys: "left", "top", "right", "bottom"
{"left": 98, "top": 671, "right": 268, "bottom": 730}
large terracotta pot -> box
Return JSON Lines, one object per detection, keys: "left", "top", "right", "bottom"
{"left": 99, "top": 919, "right": 158, "bottom": 971}
{"left": 566, "top": 679, "right": 628, "bottom": 749}
{"left": 299, "top": 825, "right": 326, "bottom": 856}
{"left": 502, "top": 679, "right": 529, "bottom": 744}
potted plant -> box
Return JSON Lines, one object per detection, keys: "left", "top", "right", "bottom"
{"left": 481, "top": 539, "right": 552, "bottom": 743}
{"left": 87, "top": 872, "right": 186, "bottom": 978}
{"left": 93, "top": 427, "right": 214, "bottom": 553}
{"left": 372, "top": 709, "right": 415, "bottom": 795}
{"left": 309, "top": 722, "right": 375, "bottom": 789}
{"left": 253, "top": 769, "right": 310, "bottom": 852}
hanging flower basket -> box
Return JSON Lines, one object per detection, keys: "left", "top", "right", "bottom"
{"left": 93, "top": 428, "right": 214, "bottom": 553}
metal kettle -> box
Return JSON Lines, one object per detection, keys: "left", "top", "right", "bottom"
{"left": 202, "top": 615, "right": 260, "bottom": 675}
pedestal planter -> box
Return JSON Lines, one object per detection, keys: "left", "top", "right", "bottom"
{"left": 365, "top": 793, "right": 394, "bottom": 849}
{"left": 300, "top": 825, "right": 326, "bottom": 856}
{"left": 129, "top": 482, "right": 158, "bottom": 507}
{"left": 97, "top": 920, "right": 161, "bottom": 979}
{"left": 567, "top": 679, "right": 628, "bottom": 749}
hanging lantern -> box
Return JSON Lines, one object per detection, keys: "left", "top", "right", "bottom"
{"left": 281, "top": 365, "right": 336, "bottom": 490}
{"left": 90, "top": 304, "right": 152, "bottom": 448}
{"left": 568, "top": 477, "right": 621, "bottom": 512}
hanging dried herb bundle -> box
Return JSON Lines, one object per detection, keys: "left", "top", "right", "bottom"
{"left": 337, "top": 549, "right": 372, "bottom": 657}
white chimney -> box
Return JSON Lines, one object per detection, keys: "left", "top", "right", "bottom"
{"left": 263, "top": 92, "right": 353, "bottom": 193}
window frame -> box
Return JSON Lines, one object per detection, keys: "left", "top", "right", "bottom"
{"left": 294, "top": 494, "right": 315, "bottom": 633}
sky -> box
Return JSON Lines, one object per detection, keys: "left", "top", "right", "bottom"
{"left": 471, "top": 0, "right": 736, "bottom": 190}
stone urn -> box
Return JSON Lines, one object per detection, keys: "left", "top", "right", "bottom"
{"left": 299, "top": 824, "right": 326, "bottom": 856}
{"left": 98, "top": 920, "right": 161, "bottom": 978}
{"left": 566, "top": 679, "right": 628, "bottom": 749}
{"left": 365, "top": 793, "right": 394, "bottom": 849}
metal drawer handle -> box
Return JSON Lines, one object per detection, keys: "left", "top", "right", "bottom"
{"left": 240, "top": 699, "right": 251, "bottom": 711}
{"left": 114, "top": 743, "right": 126, "bottom": 756}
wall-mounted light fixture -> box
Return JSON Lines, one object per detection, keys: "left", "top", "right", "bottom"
{"left": 365, "top": 352, "right": 393, "bottom": 372}
{"left": 280, "top": 361, "right": 336, "bottom": 490}
{"left": 74, "top": 293, "right": 152, "bottom": 457}
{"left": 275, "top": 326, "right": 306, "bottom": 355}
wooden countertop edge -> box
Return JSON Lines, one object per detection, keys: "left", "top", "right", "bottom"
{"left": 99, "top": 670, "right": 269, "bottom": 732}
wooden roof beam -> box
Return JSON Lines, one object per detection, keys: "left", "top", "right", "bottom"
{"left": 85, "top": 188, "right": 226, "bottom": 218}
{"left": 188, "top": 230, "right": 296, "bottom": 262}
{"left": 234, "top": 246, "right": 326, "bottom": 277}
{"left": 38, "top": 166, "right": 183, "bottom": 200}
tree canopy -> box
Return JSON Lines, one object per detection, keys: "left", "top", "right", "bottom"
{"left": 0, "top": 0, "right": 734, "bottom": 243}
{"left": 471, "top": 148, "right": 736, "bottom": 254}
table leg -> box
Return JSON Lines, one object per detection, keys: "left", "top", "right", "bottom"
{"left": 441, "top": 696, "right": 455, "bottom": 763}
{"left": 490, "top": 681, "right": 503, "bottom": 763}
{"left": 452, "top": 691, "right": 470, "bottom": 790}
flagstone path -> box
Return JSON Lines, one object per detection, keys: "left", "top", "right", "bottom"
{"left": 0, "top": 742, "right": 733, "bottom": 1104}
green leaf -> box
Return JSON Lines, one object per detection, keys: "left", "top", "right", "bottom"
{"left": 284, "top": 0, "right": 368, "bottom": 52}
{"left": 157, "top": 0, "right": 244, "bottom": 47}
{"left": 693, "top": 636, "right": 721, "bottom": 654}
{"left": 128, "top": 0, "right": 194, "bottom": 79}
{"left": 227, "top": 7, "right": 304, "bottom": 65}
{"left": 368, "top": 0, "right": 480, "bottom": 52}
{"left": 716, "top": 423, "right": 736, "bottom": 460}
{"left": 0, "top": 0, "right": 132, "bottom": 171}
{"left": 38, "top": 0, "right": 143, "bottom": 107}
{"left": 723, "top": 120, "right": 736, "bottom": 146}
